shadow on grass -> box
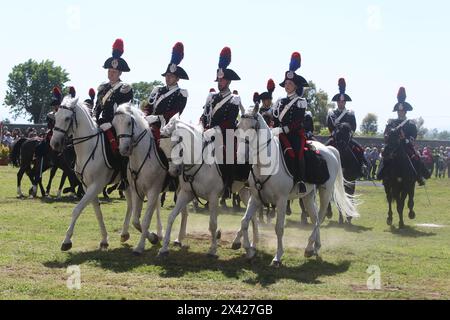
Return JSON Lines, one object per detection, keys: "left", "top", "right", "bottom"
{"left": 43, "top": 244, "right": 351, "bottom": 287}
{"left": 388, "top": 225, "right": 436, "bottom": 238}
{"left": 322, "top": 221, "right": 373, "bottom": 233}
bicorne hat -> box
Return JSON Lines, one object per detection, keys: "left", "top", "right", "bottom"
{"left": 393, "top": 87, "right": 413, "bottom": 112}
{"left": 331, "top": 78, "right": 352, "bottom": 102}
{"left": 279, "top": 52, "right": 309, "bottom": 92}
{"left": 161, "top": 42, "right": 189, "bottom": 80}
{"left": 103, "top": 39, "right": 130, "bottom": 72}
{"left": 51, "top": 87, "right": 62, "bottom": 106}
{"left": 215, "top": 47, "right": 240, "bottom": 81}
{"left": 258, "top": 79, "right": 275, "bottom": 101}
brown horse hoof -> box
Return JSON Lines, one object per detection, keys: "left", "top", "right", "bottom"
{"left": 304, "top": 250, "right": 315, "bottom": 259}
{"left": 271, "top": 260, "right": 282, "bottom": 268}
{"left": 231, "top": 242, "right": 242, "bottom": 250}
{"left": 61, "top": 242, "right": 73, "bottom": 252}
{"left": 409, "top": 210, "right": 416, "bottom": 220}
{"left": 216, "top": 230, "right": 222, "bottom": 240}
{"left": 120, "top": 233, "right": 130, "bottom": 243}
{"left": 100, "top": 242, "right": 109, "bottom": 250}
{"left": 149, "top": 233, "right": 159, "bottom": 246}
{"left": 399, "top": 222, "right": 405, "bottom": 229}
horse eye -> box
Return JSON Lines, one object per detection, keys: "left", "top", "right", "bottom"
{"left": 128, "top": 122, "right": 131, "bottom": 127}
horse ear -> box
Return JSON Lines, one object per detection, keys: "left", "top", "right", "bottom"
{"left": 239, "top": 104, "right": 246, "bottom": 116}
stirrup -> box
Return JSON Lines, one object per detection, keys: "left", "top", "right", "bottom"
{"left": 298, "top": 182, "right": 307, "bottom": 194}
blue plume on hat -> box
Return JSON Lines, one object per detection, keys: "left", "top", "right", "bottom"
{"left": 338, "top": 78, "right": 346, "bottom": 95}
{"left": 397, "top": 87, "right": 406, "bottom": 103}
{"left": 219, "top": 47, "right": 231, "bottom": 69}
{"left": 171, "top": 42, "right": 184, "bottom": 66}
{"left": 53, "top": 87, "right": 62, "bottom": 100}
{"left": 289, "top": 52, "right": 301, "bottom": 72}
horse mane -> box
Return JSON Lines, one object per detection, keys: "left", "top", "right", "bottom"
{"left": 116, "top": 103, "right": 149, "bottom": 130}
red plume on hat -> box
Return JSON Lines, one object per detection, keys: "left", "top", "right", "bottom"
{"left": 53, "top": 87, "right": 62, "bottom": 99}
{"left": 338, "top": 78, "right": 346, "bottom": 95}
{"left": 89, "top": 88, "right": 96, "bottom": 100}
{"left": 69, "top": 86, "right": 76, "bottom": 98}
{"left": 112, "top": 39, "right": 124, "bottom": 59}
{"left": 397, "top": 87, "right": 406, "bottom": 103}
{"left": 233, "top": 90, "right": 239, "bottom": 95}
{"left": 209, "top": 88, "right": 216, "bottom": 93}
{"left": 267, "top": 79, "right": 275, "bottom": 93}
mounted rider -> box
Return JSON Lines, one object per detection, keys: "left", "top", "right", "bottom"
{"left": 84, "top": 88, "right": 96, "bottom": 116}
{"left": 326, "top": 78, "right": 367, "bottom": 173}
{"left": 377, "top": 87, "right": 430, "bottom": 185}
{"left": 145, "top": 42, "right": 189, "bottom": 143}
{"left": 272, "top": 52, "right": 309, "bottom": 193}
{"left": 200, "top": 47, "right": 242, "bottom": 198}
{"left": 94, "top": 38, "right": 134, "bottom": 188}
{"left": 257, "top": 79, "right": 275, "bottom": 126}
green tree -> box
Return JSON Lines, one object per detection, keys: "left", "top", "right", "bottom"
{"left": 4, "top": 59, "right": 70, "bottom": 124}
{"left": 360, "top": 113, "right": 378, "bottom": 136}
{"left": 414, "top": 117, "right": 428, "bottom": 140}
{"left": 132, "top": 81, "right": 164, "bottom": 106}
{"left": 304, "top": 81, "right": 331, "bottom": 133}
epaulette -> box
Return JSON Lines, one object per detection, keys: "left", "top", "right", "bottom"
{"left": 305, "top": 110, "right": 313, "bottom": 117}
{"left": 347, "top": 109, "right": 355, "bottom": 115}
{"left": 179, "top": 89, "right": 188, "bottom": 98}
{"left": 97, "top": 82, "right": 108, "bottom": 92}
{"left": 120, "top": 83, "right": 132, "bottom": 94}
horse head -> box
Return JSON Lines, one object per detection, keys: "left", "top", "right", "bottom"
{"left": 51, "top": 96, "right": 79, "bottom": 153}
{"left": 333, "top": 123, "right": 352, "bottom": 149}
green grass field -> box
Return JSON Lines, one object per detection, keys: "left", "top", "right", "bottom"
{"left": 0, "top": 165, "right": 449, "bottom": 300}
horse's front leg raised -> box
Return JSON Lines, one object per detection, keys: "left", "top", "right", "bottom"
{"left": 232, "top": 196, "right": 259, "bottom": 257}
{"left": 61, "top": 183, "right": 103, "bottom": 251}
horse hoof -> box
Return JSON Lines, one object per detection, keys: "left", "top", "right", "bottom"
{"left": 173, "top": 241, "right": 182, "bottom": 248}
{"left": 399, "top": 222, "right": 405, "bottom": 229}
{"left": 61, "top": 242, "right": 73, "bottom": 252}
{"left": 301, "top": 219, "right": 309, "bottom": 226}
{"left": 316, "top": 255, "right": 323, "bottom": 263}
{"left": 409, "top": 211, "right": 416, "bottom": 220}
{"left": 157, "top": 251, "right": 169, "bottom": 259}
{"left": 100, "top": 242, "right": 109, "bottom": 251}
{"left": 304, "top": 250, "right": 315, "bottom": 259}
{"left": 387, "top": 216, "right": 393, "bottom": 226}
{"left": 216, "top": 230, "right": 222, "bottom": 240}
{"left": 326, "top": 211, "right": 333, "bottom": 219}
{"left": 271, "top": 260, "right": 282, "bottom": 268}
{"left": 120, "top": 233, "right": 130, "bottom": 243}
{"left": 231, "top": 242, "right": 242, "bottom": 250}
{"left": 149, "top": 233, "right": 160, "bottom": 246}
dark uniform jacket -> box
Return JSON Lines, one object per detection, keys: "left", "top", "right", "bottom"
{"left": 304, "top": 111, "right": 314, "bottom": 139}
{"left": 384, "top": 118, "right": 418, "bottom": 156}
{"left": 95, "top": 81, "right": 133, "bottom": 125}
{"left": 327, "top": 108, "right": 357, "bottom": 134}
{"left": 200, "top": 90, "right": 241, "bottom": 131}
{"left": 273, "top": 95, "right": 307, "bottom": 134}
{"left": 146, "top": 85, "right": 188, "bottom": 126}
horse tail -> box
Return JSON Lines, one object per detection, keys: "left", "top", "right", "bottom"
{"left": 10, "top": 138, "right": 27, "bottom": 167}
{"left": 330, "top": 146, "right": 360, "bottom": 218}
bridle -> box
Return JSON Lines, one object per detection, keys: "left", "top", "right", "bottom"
{"left": 114, "top": 110, "right": 148, "bottom": 153}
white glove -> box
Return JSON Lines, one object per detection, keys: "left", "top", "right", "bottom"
{"left": 272, "top": 126, "right": 289, "bottom": 136}
{"left": 145, "top": 115, "right": 160, "bottom": 125}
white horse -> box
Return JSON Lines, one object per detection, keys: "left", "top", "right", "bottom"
{"left": 158, "top": 117, "right": 254, "bottom": 258}
{"left": 112, "top": 104, "right": 189, "bottom": 255}
{"left": 232, "top": 105, "right": 359, "bottom": 266}
{"left": 50, "top": 96, "right": 133, "bottom": 251}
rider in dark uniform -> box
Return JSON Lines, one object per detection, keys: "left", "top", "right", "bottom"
{"left": 272, "top": 52, "right": 309, "bottom": 193}
{"left": 200, "top": 47, "right": 242, "bottom": 198}
{"left": 94, "top": 38, "right": 133, "bottom": 188}
{"left": 257, "top": 79, "right": 275, "bottom": 126}
{"left": 145, "top": 42, "right": 188, "bottom": 142}
{"left": 326, "top": 78, "right": 367, "bottom": 171}
{"left": 84, "top": 88, "right": 96, "bottom": 116}
{"left": 377, "top": 87, "right": 430, "bottom": 185}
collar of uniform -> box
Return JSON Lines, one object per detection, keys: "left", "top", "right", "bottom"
{"left": 287, "top": 92, "right": 298, "bottom": 100}
{"left": 398, "top": 116, "right": 407, "bottom": 121}
{"left": 219, "top": 88, "right": 231, "bottom": 98}
{"left": 167, "top": 84, "right": 179, "bottom": 91}
{"left": 337, "top": 107, "right": 346, "bottom": 113}
{"left": 109, "top": 79, "right": 122, "bottom": 87}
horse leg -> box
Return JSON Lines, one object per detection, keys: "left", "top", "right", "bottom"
{"left": 57, "top": 173, "right": 67, "bottom": 199}
{"left": 272, "top": 197, "right": 288, "bottom": 267}
{"left": 17, "top": 166, "right": 27, "bottom": 198}
{"left": 385, "top": 185, "right": 394, "bottom": 226}
{"left": 159, "top": 191, "right": 193, "bottom": 257}
{"left": 303, "top": 192, "right": 321, "bottom": 259}
{"left": 300, "top": 199, "right": 309, "bottom": 225}
{"left": 345, "top": 181, "right": 356, "bottom": 225}
{"left": 133, "top": 191, "right": 159, "bottom": 255}
{"left": 408, "top": 185, "right": 416, "bottom": 220}
{"left": 175, "top": 206, "right": 189, "bottom": 247}
{"left": 326, "top": 202, "right": 333, "bottom": 219}
{"left": 92, "top": 196, "right": 109, "bottom": 250}
{"left": 155, "top": 194, "right": 164, "bottom": 240}
{"left": 286, "top": 200, "right": 292, "bottom": 216}
{"left": 120, "top": 187, "right": 133, "bottom": 243}
{"left": 207, "top": 195, "right": 220, "bottom": 258}
{"left": 250, "top": 209, "right": 260, "bottom": 248}
{"left": 131, "top": 191, "right": 144, "bottom": 233}
{"left": 397, "top": 191, "right": 407, "bottom": 229}
{"left": 46, "top": 166, "right": 58, "bottom": 196}
{"left": 61, "top": 183, "right": 103, "bottom": 251}
{"left": 233, "top": 196, "right": 259, "bottom": 258}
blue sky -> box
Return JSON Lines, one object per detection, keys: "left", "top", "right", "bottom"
{"left": 1, "top": 0, "right": 449, "bottom": 131}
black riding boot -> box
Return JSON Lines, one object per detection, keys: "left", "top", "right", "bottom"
{"left": 297, "top": 156, "right": 307, "bottom": 194}
{"left": 412, "top": 158, "right": 428, "bottom": 186}
{"left": 118, "top": 156, "right": 129, "bottom": 191}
